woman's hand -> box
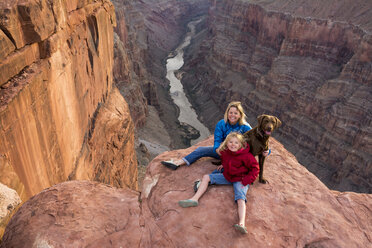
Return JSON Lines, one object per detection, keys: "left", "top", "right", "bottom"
{"left": 262, "top": 150, "right": 269, "bottom": 157}
{"left": 216, "top": 165, "right": 223, "bottom": 171}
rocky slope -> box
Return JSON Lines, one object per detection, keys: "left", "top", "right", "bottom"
{"left": 0, "top": 0, "right": 137, "bottom": 201}
{"left": 1, "top": 138, "right": 371, "bottom": 247}
{"left": 181, "top": 0, "right": 372, "bottom": 193}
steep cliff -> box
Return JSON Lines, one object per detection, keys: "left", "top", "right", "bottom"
{"left": 181, "top": 0, "right": 372, "bottom": 193}
{"left": 0, "top": 0, "right": 137, "bottom": 201}
{"left": 1, "top": 138, "right": 371, "bottom": 247}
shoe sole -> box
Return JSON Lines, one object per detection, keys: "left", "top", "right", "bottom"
{"left": 194, "top": 180, "right": 201, "bottom": 193}
{"left": 161, "top": 161, "right": 179, "bottom": 170}
{"left": 194, "top": 180, "right": 211, "bottom": 192}
{"left": 179, "top": 200, "right": 198, "bottom": 208}
{"left": 233, "top": 224, "right": 248, "bottom": 234}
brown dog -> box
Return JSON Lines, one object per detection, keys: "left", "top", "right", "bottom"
{"left": 243, "top": 114, "right": 282, "bottom": 184}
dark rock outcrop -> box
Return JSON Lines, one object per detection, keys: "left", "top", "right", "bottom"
{"left": 113, "top": 32, "right": 148, "bottom": 127}
{"left": 181, "top": 0, "right": 372, "bottom": 193}
{"left": 1, "top": 138, "right": 371, "bottom": 247}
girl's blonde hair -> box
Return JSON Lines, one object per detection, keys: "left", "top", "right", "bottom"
{"left": 219, "top": 132, "right": 246, "bottom": 152}
{"left": 223, "top": 101, "right": 248, "bottom": 125}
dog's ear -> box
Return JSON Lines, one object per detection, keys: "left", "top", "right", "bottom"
{"left": 257, "top": 115, "right": 266, "bottom": 126}
{"left": 274, "top": 117, "right": 282, "bottom": 129}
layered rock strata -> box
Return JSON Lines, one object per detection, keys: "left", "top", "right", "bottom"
{"left": 2, "top": 138, "right": 371, "bottom": 247}
{"left": 181, "top": 0, "right": 372, "bottom": 193}
{"left": 0, "top": 0, "right": 137, "bottom": 201}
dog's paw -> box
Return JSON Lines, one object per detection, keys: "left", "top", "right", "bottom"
{"left": 259, "top": 178, "right": 267, "bottom": 184}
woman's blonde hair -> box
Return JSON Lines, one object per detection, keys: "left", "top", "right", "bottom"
{"left": 218, "top": 132, "right": 246, "bottom": 152}
{"left": 223, "top": 101, "right": 247, "bottom": 125}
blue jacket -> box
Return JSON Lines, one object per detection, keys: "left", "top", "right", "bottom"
{"left": 213, "top": 119, "right": 252, "bottom": 152}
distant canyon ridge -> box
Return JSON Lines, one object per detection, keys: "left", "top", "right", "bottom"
{"left": 116, "top": 0, "right": 371, "bottom": 193}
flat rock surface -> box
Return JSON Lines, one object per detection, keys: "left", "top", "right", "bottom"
{"left": 142, "top": 137, "right": 372, "bottom": 247}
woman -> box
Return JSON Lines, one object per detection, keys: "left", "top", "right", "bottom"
{"left": 161, "top": 101, "right": 252, "bottom": 170}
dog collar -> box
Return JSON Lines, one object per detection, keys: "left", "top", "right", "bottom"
{"left": 257, "top": 128, "right": 264, "bottom": 138}
{"left": 258, "top": 128, "right": 269, "bottom": 139}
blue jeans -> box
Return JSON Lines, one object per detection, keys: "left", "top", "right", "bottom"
{"left": 209, "top": 173, "right": 249, "bottom": 202}
{"left": 182, "top": 146, "right": 220, "bottom": 165}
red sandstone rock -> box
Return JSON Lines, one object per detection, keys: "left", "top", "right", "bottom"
{"left": 0, "top": 181, "right": 142, "bottom": 247}
{"left": 0, "top": 30, "right": 15, "bottom": 61}
{"left": 0, "top": 0, "right": 55, "bottom": 49}
{"left": 2, "top": 138, "right": 371, "bottom": 247}
{"left": 141, "top": 137, "right": 372, "bottom": 247}
{"left": 0, "top": 0, "right": 137, "bottom": 201}
{"left": 69, "top": 87, "right": 138, "bottom": 191}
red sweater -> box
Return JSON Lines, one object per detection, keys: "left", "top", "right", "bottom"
{"left": 220, "top": 145, "right": 259, "bottom": 186}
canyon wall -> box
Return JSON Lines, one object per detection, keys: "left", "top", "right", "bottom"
{"left": 181, "top": 0, "right": 372, "bottom": 193}
{"left": 0, "top": 0, "right": 138, "bottom": 201}
{"left": 112, "top": 0, "right": 210, "bottom": 148}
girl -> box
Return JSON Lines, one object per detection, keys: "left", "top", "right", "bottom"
{"left": 161, "top": 101, "right": 252, "bottom": 170}
{"left": 178, "top": 132, "right": 259, "bottom": 234}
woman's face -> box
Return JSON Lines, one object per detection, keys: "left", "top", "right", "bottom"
{"left": 227, "top": 137, "right": 241, "bottom": 152}
{"left": 228, "top": 107, "right": 241, "bottom": 125}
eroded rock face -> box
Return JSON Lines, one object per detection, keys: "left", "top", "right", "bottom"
{"left": 2, "top": 138, "right": 371, "bottom": 247}
{"left": 181, "top": 0, "right": 372, "bottom": 193}
{"left": 113, "top": 32, "right": 148, "bottom": 127}
{"left": 69, "top": 88, "right": 138, "bottom": 191}
{"left": 0, "top": 0, "right": 137, "bottom": 200}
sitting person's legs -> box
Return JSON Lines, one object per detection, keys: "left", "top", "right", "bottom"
{"left": 179, "top": 172, "right": 232, "bottom": 208}
{"left": 183, "top": 146, "right": 219, "bottom": 165}
{"left": 179, "top": 174, "right": 211, "bottom": 207}
{"left": 232, "top": 182, "right": 249, "bottom": 234}
{"left": 162, "top": 146, "right": 219, "bottom": 170}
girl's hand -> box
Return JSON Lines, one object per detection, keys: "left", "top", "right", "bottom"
{"left": 216, "top": 165, "right": 223, "bottom": 171}
{"left": 216, "top": 148, "right": 221, "bottom": 155}
{"left": 262, "top": 150, "right": 269, "bottom": 157}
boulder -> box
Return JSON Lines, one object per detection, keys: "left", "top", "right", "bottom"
{"left": 0, "top": 183, "right": 21, "bottom": 239}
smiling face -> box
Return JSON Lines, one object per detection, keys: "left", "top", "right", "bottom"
{"left": 227, "top": 107, "right": 241, "bottom": 125}
{"left": 227, "top": 137, "right": 242, "bottom": 152}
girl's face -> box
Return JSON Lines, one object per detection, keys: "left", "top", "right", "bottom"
{"left": 227, "top": 137, "right": 242, "bottom": 152}
{"left": 228, "top": 107, "right": 241, "bottom": 125}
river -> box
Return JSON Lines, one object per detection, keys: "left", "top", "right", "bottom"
{"left": 166, "top": 19, "right": 211, "bottom": 145}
